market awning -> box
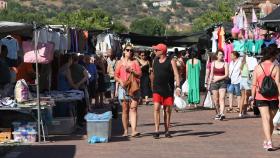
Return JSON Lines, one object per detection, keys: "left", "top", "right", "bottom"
{"left": 0, "top": 21, "right": 33, "bottom": 37}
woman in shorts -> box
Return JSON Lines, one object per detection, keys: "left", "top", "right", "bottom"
{"left": 208, "top": 50, "right": 229, "bottom": 120}
{"left": 251, "top": 47, "right": 280, "bottom": 151}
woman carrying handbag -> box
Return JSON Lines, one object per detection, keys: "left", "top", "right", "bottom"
{"left": 114, "top": 44, "right": 142, "bottom": 137}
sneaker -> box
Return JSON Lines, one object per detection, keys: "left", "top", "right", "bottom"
{"left": 220, "top": 114, "right": 225, "bottom": 121}
{"left": 153, "top": 132, "right": 160, "bottom": 139}
{"left": 266, "top": 141, "right": 273, "bottom": 151}
{"left": 214, "top": 114, "right": 221, "bottom": 120}
{"left": 239, "top": 113, "right": 244, "bottom": 118}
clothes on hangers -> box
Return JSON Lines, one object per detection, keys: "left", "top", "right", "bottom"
{"left": 233, "top": 40, "right": 245, "bottom": 55}
{"left": 96, "top": 33, "right": 113, "bottom": 54}
{"left": 223, "top": 43, "right": 233, "bottom": 63}
{"left": 211, "top": 29, "right": 218, "bottom": 53}
{"left": 0, "top": 37, "right": 19, "bottom": 60}
{"left": 218, "top": 27, "right": 225, "bottom": 50}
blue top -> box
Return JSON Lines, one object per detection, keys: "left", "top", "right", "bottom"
{"left": 57, "top": 70, "right": 71, "bottom": 91}
{"left": 1, "top": 38, "right": 19, "bottom": 60}
{"left": 85, "top": 64, "right": 97, "bottom": 81}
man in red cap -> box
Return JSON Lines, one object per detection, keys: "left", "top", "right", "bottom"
{"left": 150, "top": 43, "right": 181, "bottom": 139}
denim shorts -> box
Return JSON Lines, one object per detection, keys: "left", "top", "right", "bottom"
{"left": 255, "top": 100, "right": 279, "bottom": 109}
{"left": 118, "top": 86, "right": 140, "bottom": 101}
{"left": 109, "top": 81, "right": 116, "bottom": 93}
{"left": 227, "top": 83, "right": 241, "bottom": 96}
{"left": 210, "top": 80, "right": 227, "bottom": 91}
{"left": 240, "top": 78, "right": 251, "bottom": 90}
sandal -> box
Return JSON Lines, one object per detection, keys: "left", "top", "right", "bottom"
{"left": 131, "top": 132, "right": 141, "bottom": 138}
{"left": 226, "top": 108, "right": 233, "bottom": 113}
{"left": 234, "top": 108, "right": 240, "bottom": 113}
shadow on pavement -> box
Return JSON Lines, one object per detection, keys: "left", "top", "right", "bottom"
{"left": 175, "top": 131, "right": 225, "bottom": 137}
{"left": 16, "top": 145, "right": 76, "bottom": 158}
{"left": 138, "top": 122, "right": 180, "bottom": 127}
{"left": 170, "top": 122, "right": 213, "bottom": 127}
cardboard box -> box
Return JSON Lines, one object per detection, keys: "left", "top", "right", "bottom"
{"left": 0, "top": 128, "right": 12, "bottom": 142}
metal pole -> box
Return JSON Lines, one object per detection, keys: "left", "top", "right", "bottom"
{"left": 33, "top": 22, "right": 41, "bottom": 143}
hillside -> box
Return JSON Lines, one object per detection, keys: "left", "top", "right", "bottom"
{"left": 13, "top": 0, "right": 241, "bottom": 32}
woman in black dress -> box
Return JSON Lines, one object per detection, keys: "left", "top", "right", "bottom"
{"left": 138, "top": 51, "right": 152, "bottom": 105}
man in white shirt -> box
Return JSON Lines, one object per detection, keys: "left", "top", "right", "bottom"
{"left": 227, "top": 52, "right": 242, "bottom": 113}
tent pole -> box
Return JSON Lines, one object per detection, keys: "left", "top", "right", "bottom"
{"left": 33, "top": 22, "right": 41, "bottom": 143}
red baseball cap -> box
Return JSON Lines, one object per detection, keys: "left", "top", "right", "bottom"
{"left": 152, "top": 43, "right": 167, "bottom": 54}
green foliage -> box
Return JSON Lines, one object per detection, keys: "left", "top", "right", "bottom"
{"left": 179, "top": 0, "right": 200, "bottom": 7}
{"left": 52, "top": 9, "right": 112, "bottom": 30}
{"left": 192, "top": 0, "right": 240, "bottom": 31}
{"left": 111, "top": 21, "right": 128, "bottom": 33}
{"left": 130, "top": 17, "right": 165, "bottom": 36}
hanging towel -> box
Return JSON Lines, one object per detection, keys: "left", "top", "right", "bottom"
{"left": 252, "top": 8, "right": 257, "bottom": 23}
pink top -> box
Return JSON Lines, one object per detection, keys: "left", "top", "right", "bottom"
{"left": 115, "top": 60, "right": 142, "bottom": 83}
{"left": 255, "top": 62, "right": 278, "bottom": 101}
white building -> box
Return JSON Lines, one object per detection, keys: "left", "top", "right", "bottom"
{"left": 0, "top": 0, "right": 7, "bottom": 10}
{"left": 153, "top": 0, "right": 172, "bottom": 7}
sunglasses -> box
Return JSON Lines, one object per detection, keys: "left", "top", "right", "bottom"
{"left": 125, "top": 49, "right": 132, "bottom": 52}
{"left": 140, "top": 54, "right": 145, "bottom": 56}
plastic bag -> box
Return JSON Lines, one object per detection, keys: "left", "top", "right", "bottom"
{"left": 273, "top": 109, "right": 280, "bottom": 126}
{"left": 203, "top": 91, "right": 214, "bottom": 108}
{"left": 84, "top": 111, "right": 112, "bottom": 121}
{"left": 14, "top": 79, "right": 30, "bottom": 103}
{"left": 88, "top": 136, "right": 108, "bottom": 144}
{"left": 182, "top": 80, "right": 188, "bottom": 94}
{"left": 174, "top": 95, "right": 187, "bottom": 109}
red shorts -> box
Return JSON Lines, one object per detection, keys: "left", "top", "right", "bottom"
{"left": 153, "top": 93, "right": 174, "bottom": 106}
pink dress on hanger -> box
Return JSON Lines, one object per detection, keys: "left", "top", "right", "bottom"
{"left": 223, "top": 43, "right": 233, "bottom": 63}
{"left": 231, "top": 16, "right": 240, "bottom": 34}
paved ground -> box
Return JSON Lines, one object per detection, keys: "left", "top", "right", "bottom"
{"left": 3, "top": 103, "right": 280, "bottom": 158}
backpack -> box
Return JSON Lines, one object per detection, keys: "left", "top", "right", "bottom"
{"left": 258, "top": 64, "right": 279, "bottom": 97}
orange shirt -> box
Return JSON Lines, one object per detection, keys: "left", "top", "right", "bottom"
{"left": 16, "top": 63, "right": 35, "bottom": 84}
{"left": 115, "top": 60, "right": 141, "bottom": 83}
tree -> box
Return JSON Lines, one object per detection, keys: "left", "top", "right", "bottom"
{"left": 111, "top": 21, "right": 128, "bottom": 33}
{"left": 52, "top": 9, "right": 112, "bottom": 30}
{"left": 192, "top": 0, "right": 241, "bottom": 31}
{"left": 130, "top": 17, "right": 165, "bottom": 36}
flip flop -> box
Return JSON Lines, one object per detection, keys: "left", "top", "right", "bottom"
{"left": 131, "top": 132, "right": 141, "bottom": 138}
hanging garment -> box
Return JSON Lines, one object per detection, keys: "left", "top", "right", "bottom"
{"left": 59, "top": 33, "right": 68, "bottom": 51}
{"left": 233, "top": 40, "right": 245, "bottom": 55}
{"left": 252, "top": 8, "right": 258, "bottom": 23}
{"left": 38, "top": 28, "right": 48, "bottom": 44}
{"left": 22, "top": 41, "right": 54, "bottom": 64}
{"left": 49, "top": 31, "right": 61, "bottom": 51}
{"left": 211, "top": 30, "right": 218, "bottom": 53}
{"left": 187, "top": 59, "right": 201, "bottom": 104}
{"left": 224, "top": 43, "right": 233, "bottom": 63}
{"left": 255, "top": 40, "right": 264, "bottom": 54}
{"left": 218, "top": 27, "right": 225, "bottom": 50}
{"left": 1, "top": 37, "right": 19, "bottom": 60}
{"left": 237, "top": 9, "right": 244, "bottom": 30}
{"left": 263, "top": 39, "right": 276, "bottom": 47}
{"left": 231, "top": 16, "right": 240, "bottom": 34}
{"left": 96, "top": 34, "right": 113, "bottom": 55}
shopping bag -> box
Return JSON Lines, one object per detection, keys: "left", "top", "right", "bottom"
{"left": 182, "top": 80, "right": 188, "bottom": 95}
{"left": 174, "top": 94, "right": 187, "bottom": 110}
{"left": 203, "top": 91, "right": 214, "bottom": 108}
{"left": 273, "top": 109, "right": 280, "bottom": 126}
{"left": 14, "top": 79, "right": 31, "bottom": 103}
